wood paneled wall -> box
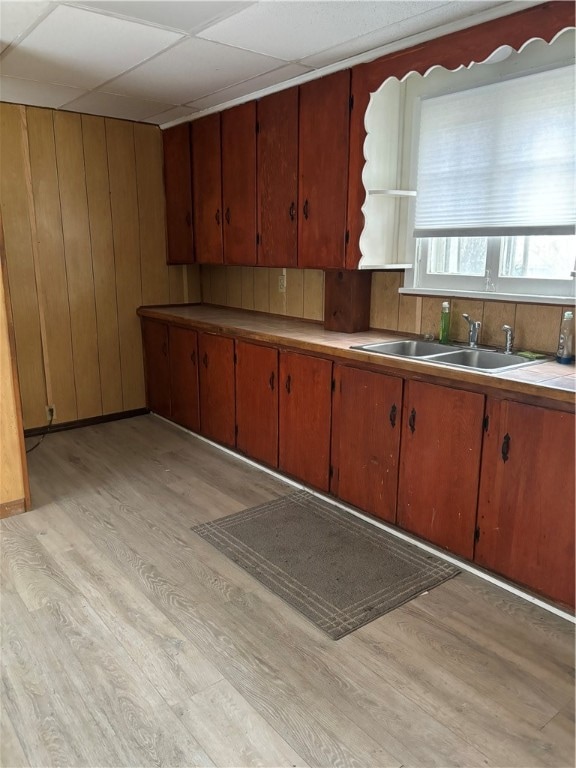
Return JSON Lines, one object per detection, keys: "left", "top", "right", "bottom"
{"left": 0, "top": 103, "right": 200, "bottom": 429}
{"left": 0, "top": 215, "right": 29, "bottom": 514}
{"left": 200, "top": 265, "right": 324, "bottom": 321}
{"left": 370, "top": 272, "right": 567, "bottom": 355}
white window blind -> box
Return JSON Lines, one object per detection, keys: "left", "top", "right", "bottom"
{"left": 414, "top": 65, "right": 576, "bottom": 238}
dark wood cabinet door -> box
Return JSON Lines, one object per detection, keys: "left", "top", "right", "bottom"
{"left": 198, "top": 333, "right": 235, "bottom": 447}
{"left": 279, "top": 351, "right": 332, "bottom": 491}
{"left": 476, "top": 400, "right": 575, "bottom": 607}
{"left": 257, "top": 88, "right": 298, "bottom": 267}
{"left": 141, "top": 318, "right": 170, "bottom": 419}
{"left": 169, "top": 326, "right": 199, "bottom": 432}
{"left": 331, "top": 365, "right": 402, "bottom": 523}
{"left": 162, "top": 123, "right": 193, "bottom": 264}
{"left": 235, "top": 340, "right": 278, "bottom": 467}
{"left": 397, "top": 381, "right": 484, "bottom": 559}
{"left": 191, "top": 114, "right": 223, "bottom": 264}
{"left": 221, "top": 102, "right": 257, "bottom": 266}
{"left": 298, "top": 70, "right": 350, "bottom": 269}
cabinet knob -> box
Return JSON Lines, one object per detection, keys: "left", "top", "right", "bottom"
{"left": 408, "top": 408, "right": 416, "bottom": 434}
{"left": 303, "top": 199, "right": 309, "bottom": 220}
{"left": 289, "top": 202, "right": 296, "bottom": 222}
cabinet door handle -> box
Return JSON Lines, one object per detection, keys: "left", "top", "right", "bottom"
{"left": 289, "top": 202, "right": 296, "bottom": 221}
{"left": 269, "top": 371, "right": 275, "bottom": 391}
{"left": 408, "top": 408, "right": 416, "bottom": 434}
{"left": 303, "top": 199, "right": 309, "bottom": 220}
{"left": 225, "top": 207, "right": 231, "bottom": 225}
{"left": 203, "top": 352, "right": 208, "bottom": 368}
{"left": 161, "top": 342, "right": 168, "bottom": 358}
{"left": 285, "top": 374, "right": 291, "bottom": 394}
{"left": 501, "top": 433, "right": 510, "bottom": 463}
{"left": 190, "top": 350, "right": 196, "bottom": 365}
{"left": 389, "top": 403, "right": 397, "bottom": 428}
{"left": 215, "top": 209, "right": 221, "bottom": 225}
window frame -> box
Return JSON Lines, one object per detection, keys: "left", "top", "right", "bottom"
{"left": 401, "top": 35, "right": 575, "bottom": 302}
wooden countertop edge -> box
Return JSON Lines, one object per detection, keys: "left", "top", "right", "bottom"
{"left": 137, "top": 305, "right": 576, "bottom": 412}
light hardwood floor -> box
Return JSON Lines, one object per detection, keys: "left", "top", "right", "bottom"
{"left": 1, "top": 415, "right": 574, "bottom": 768}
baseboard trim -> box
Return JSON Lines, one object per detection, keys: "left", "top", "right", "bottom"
{"left": 0, "top": 498, "right": 27, "bottom": 518}
{"left": 24, "top": 408, "right": 149, "bottom": 438}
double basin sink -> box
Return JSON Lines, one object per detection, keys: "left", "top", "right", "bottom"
{"left": 351, "top": 339, "right": 542, "bottom": 373}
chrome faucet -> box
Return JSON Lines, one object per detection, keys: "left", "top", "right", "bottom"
{"left": 462, "top": 314, "right": 481, "bottom": 348}
{"left": 502, "top": 324, "right": 515, "bottom": 354}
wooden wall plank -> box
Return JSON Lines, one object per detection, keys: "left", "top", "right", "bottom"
{"left": 26, "top": 107, "right": 77, "bottom": 424}
{"left": 81, "top": 115, "right": 123, "bottom": 415}
{"left": 134, "top": 124, "right": 170, "bottom": 306}
{"left": 0, "top": 104, "right": 47, "bottom": 429}
{"left": 169, "top": 266, "right": 187, "bottom": 303}
{"left": 106, "top": 119, "right": 145, "bottom": 411}
{"left": 0, "top": 214, "right": 29, "bottom": 509}
{"left": 53, "top": 112, "right": 102, "bottom": 420}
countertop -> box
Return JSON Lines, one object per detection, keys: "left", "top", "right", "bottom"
{"left": 138, "top": 304, "right": 576, "bottom": 410}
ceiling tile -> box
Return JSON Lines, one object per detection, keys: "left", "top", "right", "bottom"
{"left": 0, "top": 75, "right": 85, "bottom": 108}
{"left": 61, "top": 90, "right": 174, "bottom": 121}
{"left": 0, "top": 1, "right": 51, "bottom": 53}
{"left": 300, "top": 1, "right": 509, "bottom": 68}
{"left": 188, "top": 63, "right": 312, "bottom": 110}
{"left": 0, "top": 5, "right": 183, "bottom": 89}
{"left": 106, "top": 37, "right": 287, "bottom": 104}
{"left": 144, "top": 105, "right": 199, "bottom": 126}
{"left": 72, "top": 1, "right": 255, "bottom": 33}
{"left": 197, "top": 1, "right": 448, "bottom": 61}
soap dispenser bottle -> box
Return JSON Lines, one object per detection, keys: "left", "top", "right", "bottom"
{"left": 556, "top": 310, "right": 574, "bottom": 364}
{"left": 439, "top": 301, "right": 451, "bottom": 343}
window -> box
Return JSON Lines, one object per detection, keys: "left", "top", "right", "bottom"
{"left": 411, "top": 62, "right": 575, "bottom": 300}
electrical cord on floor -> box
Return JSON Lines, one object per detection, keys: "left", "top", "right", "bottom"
{"left": 26, "top": 409, "right": 54, "bottom": 454}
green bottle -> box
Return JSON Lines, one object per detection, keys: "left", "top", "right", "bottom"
{"left": 439, "top": 301, "right": 451, "bottom": 343}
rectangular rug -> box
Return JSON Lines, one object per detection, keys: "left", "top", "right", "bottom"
{"left": 192, "top": 490, "right": 459, "bottom": 639}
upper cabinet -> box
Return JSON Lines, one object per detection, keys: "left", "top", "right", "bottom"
{"left": 162, "top": 124, "right": 194, "bottom": 264}
{"left": 191, "top": 113, "right": 223, "bottom": 264}
{"left": 298, "top": 70, "right": 351, "bottom": 269}
{"left": 221, "top": 102, "right": 258, "bottom": 266}
{"left": 257, "top": 87, "right": 299, "bottom": 267}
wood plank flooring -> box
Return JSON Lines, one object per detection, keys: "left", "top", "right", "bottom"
{"left": 2, "top": 415, "right": 574, "bottom": 767}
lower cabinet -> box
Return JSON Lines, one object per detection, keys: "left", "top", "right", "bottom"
{"left": 475, "top": 399, "right": 575, "bottom": 607}
{"left": 279, "top": 351, "right": 332, "bottom": 491}
{"left": 198, "top": 332, "right": 236, "bottom": 448}
{"left": 140, "top": 315, "right": 574, "bottom": 608}
{"left": 141, "top": 318, "right": 171, "bottom": 419}
{"left": 397, "top": 380, "right": 485, "bottom": 559}
{"left": 235, "top": 340, "right": 278, "bottom": 467}
{"left": 331, "top": 364, "right": 402, "bottom": 523}
{"left": 169, "top": 326, "right": 199, "bottom": 432}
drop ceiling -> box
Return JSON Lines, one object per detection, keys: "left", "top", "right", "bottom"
{"left": 0, "top": 0, "right": 538, "bottom": 127}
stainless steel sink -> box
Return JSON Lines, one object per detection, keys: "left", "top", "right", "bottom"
{"left": 351, "top": 340, "right": 449, "bottom": 357}
{"left": 351, "top": 339, "right": 545, "bottom": 372}
{"left": 428, "top": 348, "right": 533, "bottom": 371}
